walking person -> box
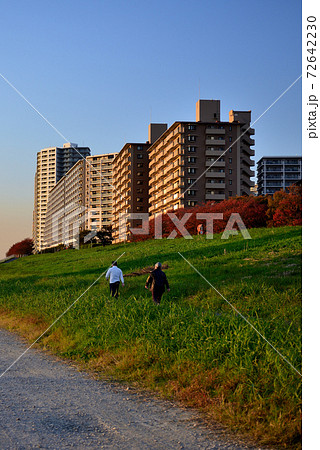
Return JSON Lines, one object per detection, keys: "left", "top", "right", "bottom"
{"left": 145, "top": 262, "right": 170, "bottom": 305}
{"left": 106, "top": 261, "right": 124, "bottom": 299}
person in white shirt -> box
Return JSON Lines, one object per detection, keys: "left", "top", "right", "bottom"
{"left": 105, "top": 261, "right": 124, "bottom": 298}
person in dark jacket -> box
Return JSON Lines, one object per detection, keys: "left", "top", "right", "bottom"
{"left": 145, "top": 262, "right": 170, "bottom": 304}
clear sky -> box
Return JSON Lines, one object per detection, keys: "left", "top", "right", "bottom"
{"left": 0, "top": 0, "right": 301, "bottom": 258}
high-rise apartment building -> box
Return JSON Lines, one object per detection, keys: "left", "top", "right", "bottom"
{"left": 112, "top": 143, "right": 150, "bottom": 243}
{"left": 112, "top": 124, "right": 167, "bottom": 243}
{"left": 148, "top": 100, "right": 255, "bottom": 216}
{"left": 43, "top": 153, "right": 117, "bottom": 249}
{"left": 33, "top": 143, "right": 90, "bottom": 252}
{"left": 257, "top": 156, "right": 302, "bottom": 195}
{"left": 85, "top": 153, "right": 117, "bottom": 230}
{"left": 43, "top": 159, "right": 87, "bottom": 249}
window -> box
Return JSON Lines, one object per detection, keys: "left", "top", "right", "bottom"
{"left": 137, "top": 146, "right": 143, "bottom": 151}
{"left": 188, "top": 190, "right": 196, "bottom": 196}
{"left": 229, "top": 191, "right": 233, "bottom": 196}
{"left": 137, "top": 197, "right": 143, "bottom": 202}
{"left": 229, "top": 148, "right": 232, "bottom": 153}
{"left": 137, "top": 180, "right": 143, "bottom": 185}
{"left": 187, "top": 167, "right": 196, "bottom": 174}
{"left": 229, "top": 158, "right": 232, "bottom": 163}
{"left": 137, "top": 163, "right": 143, "bottom": 168}
{"left": 229, "top": 180, "right": 232, "bottom": 185}
{"left": 188, "top": 124, "right": 196, "bottom": 130}
{"left": 137, "top": 188, "right": 143, "bottom": 193}
{"left": 229, "top": 137, "right": 232, "bottom": 142}
{"left": 188, "top": 146, "right": 196, "bottom": 152}
{"left": 137, "top": 172, "right": 143, "bottom": 177}
{"left": 229, "top": 126, "right": 232, "bottom": 131}
{"left": 136, "top": 206, "right": 143, "bottom": 211}
{"left": 187, "top": 201, "right": 197, "bottom": 207}
{"left": 137, "top": 153, "right": 143, "bottom": 159}
{"left": 187, "top": 178, "right": 196, "bottom": 184}
{"left": 187, "top": 157, "right": 196, "bottom": 163}
{"left": 187, "top": 135, "right": 196, "bottom": 142}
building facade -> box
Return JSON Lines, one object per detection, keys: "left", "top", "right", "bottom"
{"left": 148, "top": 100, "right": 255, "bottom": 216}
{"left": 85, "top": 153, "right": 117, "bottom": 231}
{"left": 257, "top": 156, "right": 302, "bottom": 195}
{"left": 43, "top": 153, "right": 117, "bottom": 249}
{"left": 43, "top": 160, "right": 86, "bottom": 249}
{"left": 112, "top": 124, "right": 167, "bottom": 242}
{"left": 112, "top": 143, "right": 150, "bottom": 243}
{"left": 33, "top": 143, "right": 90, "bottom": 252}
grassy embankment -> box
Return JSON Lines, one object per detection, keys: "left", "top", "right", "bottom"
{"left": 0, "top": 226, "right": 302, "bottom": 448}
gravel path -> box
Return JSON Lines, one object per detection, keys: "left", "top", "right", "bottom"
{"left": 0, "top": 328, "right": 262, "bottom": 449}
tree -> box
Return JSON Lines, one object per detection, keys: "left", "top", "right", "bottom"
{"left": 6, "top": 238, "right": 34, "bottom": 257}
{"left": 79, "top": 229, "right": 91, "bottom": 246}
{"left": 96, "top": 225, "right": 113, "bottom": 246}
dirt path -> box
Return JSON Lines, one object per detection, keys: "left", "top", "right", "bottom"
{"left": 0, "top": 328, "right": 261, "bottom": 449}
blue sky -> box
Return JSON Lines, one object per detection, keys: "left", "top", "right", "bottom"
{"left": 0, "top": 0, "right": 301, "bottom": 258}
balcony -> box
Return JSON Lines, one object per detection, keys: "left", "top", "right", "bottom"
{"left": 163, "top": 151, "right": 182, "bottom": 167}
{"left": 266, "top": 167, "right": 282, "bottom": 172}
{"left": 206, "top": 128, "right": 225, "bottom": 135}
{"left": 149, "top": 166, "right": 157, "bottom": 177}
{"left": 205, "top": 149, "right": 224, "bottom": 157}
{"left": 206, "top": 182, "right": 225, "bottom": 189}
{"left": 266, "top": 175, "right": 282, "bottom": 180}
{"left": 240, "top": 145, "right": 255, "bottom": 157}
{"left": 285, "top": 168, "right": 300, "bottom": 172}
{"left": 241, "top": 154, "right": 255, "bottom": 166}
{"left": 242, "top": 135, "right": 255, "bottom": 146}
{"left": 206, "top": 160, "right": 225, "bottom": 167}
{"left": 205, "top": 139, "right": 225, "bottom": 146}
{"left": 206, "top": 171, "right": 225, "bottom": 178}
{"left": 205, "top": 193, "right": 225, "bottom": 201}
{"left": 164, "top": 173, "right": 175, "bottom": 184}
{"left": 242, "top": 166, "right": 255, "bottom": 177}
{"left": 241, "top": 179, "right": 255, "bottom": 187}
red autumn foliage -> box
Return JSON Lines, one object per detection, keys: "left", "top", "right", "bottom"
{"left": 269, "top": 185, "right": 302, "bottom": 227}
{"left": 6, "top": 238, "right": 34, "bottom": 257}
{"left": 131, "top": 188, "right": 301, "bottom": 242}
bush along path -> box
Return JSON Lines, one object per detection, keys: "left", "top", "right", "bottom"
{"left": 0, "top": 226, "right": 302, "bottom": 449}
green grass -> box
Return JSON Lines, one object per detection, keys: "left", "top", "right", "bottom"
{"left": 0, "top": 226, "right": 302, "bottom": 448}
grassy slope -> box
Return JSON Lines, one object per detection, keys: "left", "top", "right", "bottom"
{"left": 0, "top": 226, "right": 302, "bottom": 448}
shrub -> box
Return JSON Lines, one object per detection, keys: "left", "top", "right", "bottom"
{"left": 131, "top": 196, "right": 269, "bottom": 242}
{"left": 271, "top": 186, "right": 302, "bottom": 227}
{"left": 131, "top": 188, "right": 302, "bottom": 243}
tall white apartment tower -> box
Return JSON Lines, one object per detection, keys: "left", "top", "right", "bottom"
{"left": 33, "top": 143, "right": 90, "bottom": 252}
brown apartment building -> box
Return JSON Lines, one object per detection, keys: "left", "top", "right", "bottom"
{"left": 112, "top": 124, "right": 167, "bottom": 242}
{"left": 148, "top": 100, "right": 255, "bottom": 216}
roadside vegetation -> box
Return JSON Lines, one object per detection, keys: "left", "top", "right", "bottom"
{"left": 0, "top": 226, "right": 302, "bottom": 448}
